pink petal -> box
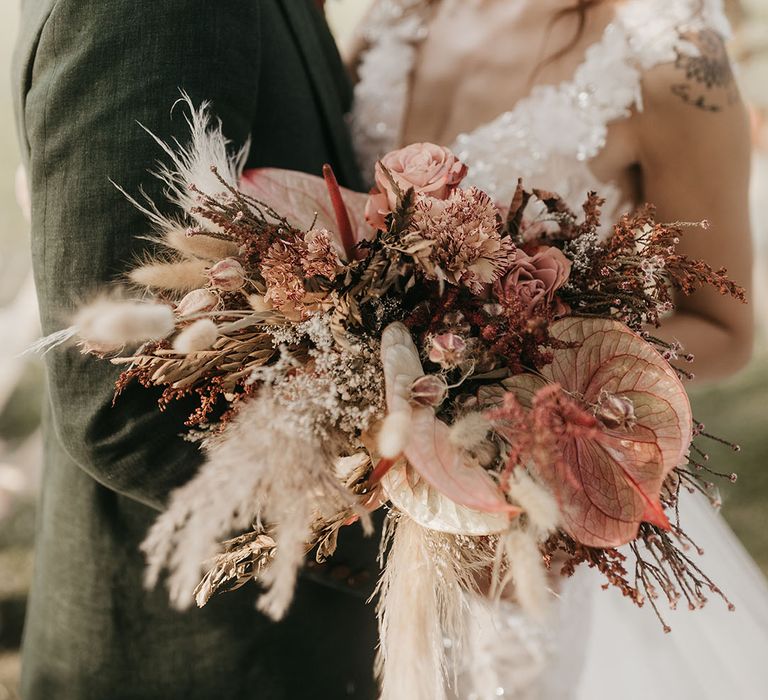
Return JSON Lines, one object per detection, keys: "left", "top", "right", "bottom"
{"left": 240, "top": 168, "right": 375, "bottom": 253}
{"left": 503, "top": 318, "right": 691, "bottom": 548}
{"left": 404, "top": 407, "right": 519, "bottom": 515}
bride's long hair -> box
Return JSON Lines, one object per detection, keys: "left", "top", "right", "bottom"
{"left": 547, "top": 0, "right": 605, "bottom": 63}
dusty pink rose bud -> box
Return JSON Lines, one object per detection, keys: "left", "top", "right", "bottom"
{"left": 429, "top": 333, "right": 467, "bottom": 369}
{"left": 595, "top": 391, "right": 637, "bottom": 431}
{"left": 176, "top": 288, "right": 218, "bottom": 317}
{"left": 497, "top": 246, "right": 572, "bottom": 313}
{"left": 365, "top": 143, "right": 468, "bottom": 230}
{"left": 208, "top": 258, "right": 246, "bottom": 291}
{"left": 409, "top": 374, "right": 449, "bottom": 407}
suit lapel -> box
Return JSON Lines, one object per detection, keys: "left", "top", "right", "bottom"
{"left": 277, "top": 0, "right": 362, "bottom": 190}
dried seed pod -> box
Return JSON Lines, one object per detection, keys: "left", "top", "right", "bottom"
{"left": 176, "top": 289, "right": 218, "bottom": 317}
{"left": 208, "top": 258, "right": 246, "bottom": 292}
{"left": 409, "top": 374, "right": 449, "bottom": 407}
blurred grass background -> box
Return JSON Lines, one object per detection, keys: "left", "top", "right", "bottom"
{"left": 0, "top": 0, "right": 766, "bottom": 697}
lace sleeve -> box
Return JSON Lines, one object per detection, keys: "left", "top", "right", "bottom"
{"left": 618, "top": 0, "right": 732, "bottom": 72}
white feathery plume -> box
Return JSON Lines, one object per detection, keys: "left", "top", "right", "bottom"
{"left": 172, "top": 319, "right": 218, "bottom": 354}
{"left": 448, "top": 411, "right": 491, "bottom": 450}
{"left": 142, "top": 394, "right": 362, "bottom": 619}
{"left": 505, "top": 468, "right": 560, "bottom": 538}
{"left": 496, "top": 527, "right": 550, "bottom": 619}
{"left": 129, "top": 259, "right": 208, "bottom": 293}
{"left": 375, "top": 516, "right": 470, "bottom": 700}
{"left": 377, "top": 410, "right": 411, "bottom": 459}
{"left": 22, "top": 327, "right": 79, "bottom": 357}
{"left": 73, "top": 298, "right": 175, "bottom": 347}
{"left": 111, "top": 93, "right": 249, "bottom": 249}
{"left": 140, "top": 93, "right": 249, "bottom": 229}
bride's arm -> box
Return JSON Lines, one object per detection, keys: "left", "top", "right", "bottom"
{"left": 635, "top": 30, "right": 754, "bottom": 382}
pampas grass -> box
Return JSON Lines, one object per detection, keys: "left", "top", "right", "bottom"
{"left": 142, "top": 393, "right": 362, "bottom": 619}
{"left": 448, "top": 411, "right": 491, "bottom": 450}
{"left": 141, "top": 93, "right": 249, "bottom": 230}
{"left": 173, "top": 319, "right": 218, "bottom": 353}
{"left": 130, "top": 259, "right": 208, "bottom": 293}
{"left": 496, "top": 527, "right": 550, "bottom": 619}
{"left": 163, "top": 226, "right": 239, "bottom": 261}
{"left": 506, "top": 469, "right": 560, "bottom": 538}
{"left": 375, "top": 517, "right": 480, "bottom": 700}
{"left": 74, "top": 298, "right": 175, "bottom": 347}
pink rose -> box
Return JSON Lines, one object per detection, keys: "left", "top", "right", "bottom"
{"left": 365, "top": 143, "right": 468, "bottom": 230}
{"left": 497, "top": 246, "right": 571, "bottom": 313}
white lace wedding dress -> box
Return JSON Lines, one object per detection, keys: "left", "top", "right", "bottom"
{"left": 350, "top": 1, "right": 768, "bottom": 698}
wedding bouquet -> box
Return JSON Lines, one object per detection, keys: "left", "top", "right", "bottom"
{"left": 59, "top": 102, "right": 744, "bottom": 697}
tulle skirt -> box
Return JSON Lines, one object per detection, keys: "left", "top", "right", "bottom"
{"left": 453, "top": 492, "right": 768, "bottom": 700}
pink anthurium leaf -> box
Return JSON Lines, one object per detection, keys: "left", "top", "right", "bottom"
{"left": 502, "top": 317, "right": 691, "bottom": 548}
{"left": 404, "top": 407, "right": 521, "bottom": 515}
{"left": 240, "top": 168, "right": 375, "bottom": 258}
{"left": 382, "top": 463, "right": 512, "bottom": 535}
{"left": 380, "top": 322, "right": 516, "bottom": 517}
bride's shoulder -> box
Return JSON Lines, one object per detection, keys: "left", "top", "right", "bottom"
{"left": 617, "top": 0, "right": 739, "bottom": 114}
{"left": 617, "top": 0, "right": 731, "bottom": 67}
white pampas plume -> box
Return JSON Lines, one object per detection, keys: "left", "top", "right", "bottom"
{"left": 140, "top": 93, "right": 249, "bottom": 229}
{"left": 73, "top": 299, "right": 175, "bottom": 347}
{"left": 142, "top": 394, "right": 363, "bottom": 619}
{"left": 375, "top": 517, "right": 469, "bottom": 700}
{"left": 448, "top": 412, "right": 491, "bottom": 450}
{"left": 129, "top": 259, "right": 208, "bottom": 293}
{"left": 377, "top": 411, "right": 411, "bottom": 459}
{"left": 497, "top": 528, "right": 550, "bottom": 619}
{"left": 506, "top": 469, "right": 560, "bottom": 538}
{"left": 163, "top": 226, "right": 239, "bottom": 261}
{"left": 173, "top": 319, "right": 218, "bottom": 353}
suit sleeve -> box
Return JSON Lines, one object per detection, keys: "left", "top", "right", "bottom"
{"left": 22, "top": 0, "right": 262, "bottom": 510}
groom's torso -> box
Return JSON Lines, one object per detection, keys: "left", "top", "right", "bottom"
{"left": 13, "top": 2, "right": 376, "bottom": 699}
{"left": 13, "top": 0, "right": 363, "bottom": 188}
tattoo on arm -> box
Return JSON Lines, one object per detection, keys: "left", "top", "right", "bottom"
{"left": 671, "top": 29, "right": 738, "bottom": 112}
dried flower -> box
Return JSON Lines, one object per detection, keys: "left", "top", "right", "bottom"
{"left": 505, "top": 469, "right": 560, "bottom": 537}
{"left": 301, "top": 229, "right": 342, "bottom": 278}
{"left": 448, "top": 412, "right": 491, "bottom": 451}
{"left": 594, "top": 390, "right": 637, "bottom": 431}
{"left": 176, "top": 288, "right": 218, "bottom": 317}
{"left": 365, "top": 143, "right": 468, "bottom": 230}
{"left": 497, "top": 246, "right": 571, "bottom": 313}
{"left": 493, "top": 317, "right": 692, "bottom": 548}
{"left": 409, "top": 374, "right": 449, "bottom": 407}
{"left": 410, "top": 187, "right": 515, "bottom": 293}
{"left": 208, "top": 258, "right": 246, "bottom": 291}
{"left": 428, "top": 333, "right": 467, "bottom": 369}
{"left": 247, "top": 294, "right": 273, "bottom": 312}
{"left": 163, "top": 226, "right": 239, "bottom": 261}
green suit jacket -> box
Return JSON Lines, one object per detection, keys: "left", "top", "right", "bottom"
{"left": 12, "top": 1, "right": 379, "bottom": 698}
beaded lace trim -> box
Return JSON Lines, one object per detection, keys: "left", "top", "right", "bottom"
{"left": 351, "top": 0, "right": 730, "bottom": 226}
